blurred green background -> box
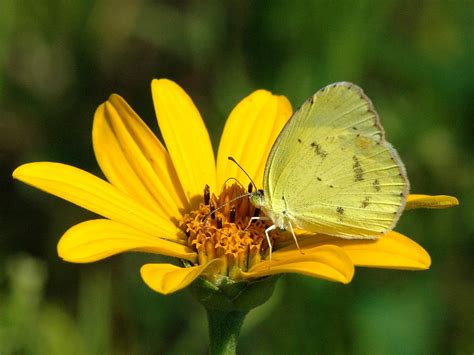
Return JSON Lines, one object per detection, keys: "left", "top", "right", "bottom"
{"left": 1, "top": 1, "right": 472, "bottom": 354}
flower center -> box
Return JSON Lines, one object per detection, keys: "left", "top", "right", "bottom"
{"left": 179, "top": 183, "right": 279, "bottom": 280}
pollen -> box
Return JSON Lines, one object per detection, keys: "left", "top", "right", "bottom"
{"left": 179, "top": 183, "right": 278, "bottom": 280}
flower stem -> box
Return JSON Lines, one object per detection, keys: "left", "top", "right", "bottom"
{"left": 206, "top": 308, "right": 248, "bottom": 355}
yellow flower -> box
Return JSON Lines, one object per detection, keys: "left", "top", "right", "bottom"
{"left": 12, "top": 79, "right": 458, "bottom": 295}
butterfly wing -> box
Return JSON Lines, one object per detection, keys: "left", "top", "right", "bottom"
{"left": 263, "top": 82, "right": 409, "bottom": 238}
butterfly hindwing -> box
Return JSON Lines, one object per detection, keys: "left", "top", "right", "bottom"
{"left": 263, "top": 82, "right": 409, "bottom": 238}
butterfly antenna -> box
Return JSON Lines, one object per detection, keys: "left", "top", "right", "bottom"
{"left": 228, "top": 156, "right": 258, "bottom": 192}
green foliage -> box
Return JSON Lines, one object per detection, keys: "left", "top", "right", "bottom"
{"left": 0, "top": 255, "right": 84, "bottom": 354}
{"left": 1, "top": 1, "right": 472, "bottom": 354}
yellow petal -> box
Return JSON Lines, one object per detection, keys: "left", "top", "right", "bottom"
{"left": 340, "top": 231, "right": 431, "bottom": 270}
{"left": 151, "top": 79, "right": 216, "bottom": 208}
{"left": 244, "top": 245, "right": 354, "bottom": 284}
{"left": 58, "top": 219, "right": 196, "bottom": 263}
{"left": 13, "top": 162, "right": 184, "bottom": 241}
{"left": 292, "top": 231, "right": 431, "bottom": 270}
{"left": 216, "top": 91, "right": 292, "bottom": 188}
{"left": 140, "top": 259, "right": 224, "bottom": 295}
{"left": 93, "top": 94, "right": 189, "bottom": 220}
{"left": 406, "top": 194, "right": 459, "bottom": 210}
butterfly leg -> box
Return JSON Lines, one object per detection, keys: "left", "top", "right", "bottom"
{"left": 244, "top": 216, "right": 271, "bottom": 231}
{"left": 287, "top": 220, "right": 304, "bottom": 255}
{"left": 264, "top": 224, "right": 276, "bottom": 263}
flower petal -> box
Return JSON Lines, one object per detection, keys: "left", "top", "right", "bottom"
{"left": 216, "top": 90, "right": 292, "bottom": 188}
{"left": 13, "top": 162, "right": 184, "bottom": 241}
{"left": 93, "top": 94, "right": 189, "bottom": 220}
{"left": 58, "top": 219, "right": 196, "bottom": 263}
{"left": 140, "top": 259, "right": 224, "bottom": 295}
{"left": 289, "top": 231, "right": 431, "bottom": 270}
{"left": 243, "top": 245, "right": 354, "bottom": 284}
{"left": 406, "top": 194, "right": 459, "bottom": 210}
{"left": 151, "top": 79, "right": 216, "bottom": 208}
{"left": 339, "top": 231, "right": 431, "bottom": 270}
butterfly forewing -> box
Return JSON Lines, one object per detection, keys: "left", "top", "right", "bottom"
{"left": 263, "top": 82, "right": 409, "bottom": 238}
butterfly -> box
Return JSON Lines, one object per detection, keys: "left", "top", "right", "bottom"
{"left": 249, "top": 82, "right": 409, "bottom": 254}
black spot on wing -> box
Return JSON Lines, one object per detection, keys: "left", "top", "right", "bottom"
{"left": 298, "top": 138, "right": 302, "bottom": 143}
{"left": 361, "top": 196, "right": 371, "bottom": 208}
{"left": 352, "top": 155, "right": 364, "bottom": 182}
{"left": 336, "top": 206, "right": 344, "bottom": 221}
{"left": 373, "top": 179, "right": 381, "bottom": 192}
{"left": 310, "top": 141, "right": 328, "bottom": 159}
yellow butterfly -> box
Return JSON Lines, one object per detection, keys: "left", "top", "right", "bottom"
{"left": 249, "top": 82, "right": 409, "bottom": 253}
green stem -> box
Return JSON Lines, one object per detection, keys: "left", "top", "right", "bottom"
{"left": 206, "top": 308, "right": 248, "bottom": 355}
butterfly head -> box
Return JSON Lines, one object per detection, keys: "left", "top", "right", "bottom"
{"left": 249, "top": 189, "right": 265, "bottom": 208}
